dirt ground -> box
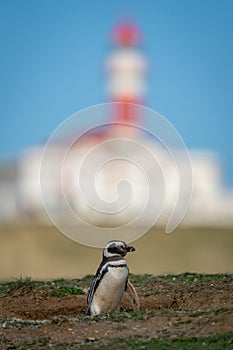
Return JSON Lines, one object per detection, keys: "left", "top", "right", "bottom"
{"left": 0, "top": 274, "right": 232, "bottom": 349}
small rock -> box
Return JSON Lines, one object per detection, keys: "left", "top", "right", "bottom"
{"left": 86, "top": 337, "right": 96, "bottom": 342}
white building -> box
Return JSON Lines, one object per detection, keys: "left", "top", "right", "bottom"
{"left": 0, "top": 133, "right": 232, "bottom": 229}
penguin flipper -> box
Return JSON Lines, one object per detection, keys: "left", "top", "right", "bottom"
{"left": 86, "top": 261, "right": 107, "bottom": 314}
{"left": 86, "top": 274, "right": 99, "bottom": 314}
{"left": 125, "top": 280, "right": 140, "bottom": 311}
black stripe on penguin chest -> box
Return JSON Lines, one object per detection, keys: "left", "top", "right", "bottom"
{"left": 96, "top": 263, "right": 128, "bottom": 292}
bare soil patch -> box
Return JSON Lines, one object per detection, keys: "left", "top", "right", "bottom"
{"left": 0, "top": 274, "right": 232, "bottom": 349}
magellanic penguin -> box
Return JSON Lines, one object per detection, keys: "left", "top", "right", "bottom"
{"left": 87, "top": 240, "right": 140, "bottom": 316}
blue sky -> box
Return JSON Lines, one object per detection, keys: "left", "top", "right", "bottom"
{"left": 0, "top": 0, "right": 233, "bottom": 184}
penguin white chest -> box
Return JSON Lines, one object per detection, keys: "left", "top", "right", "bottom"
{"left": 92, "top": 265, "right": 128, "bottom": 315}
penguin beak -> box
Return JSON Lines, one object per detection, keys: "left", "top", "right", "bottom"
{"left": 126, "top": 245, "right": 135, "bottom": 253}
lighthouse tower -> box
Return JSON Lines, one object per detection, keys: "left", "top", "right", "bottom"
{"left": 106, "top": 21, "right": 147, "bottom": 132}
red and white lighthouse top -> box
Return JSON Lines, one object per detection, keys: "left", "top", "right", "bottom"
{"left": 111, "top": 22, "right": 141, "bottom": 46}
{"left": 106, "top": 21, "right": 147, "bottom": 102}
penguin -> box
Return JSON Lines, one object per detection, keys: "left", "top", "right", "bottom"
{"left": 87, "top": 240, "right": 139, "bottom": 315}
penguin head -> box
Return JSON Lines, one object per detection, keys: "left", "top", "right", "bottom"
{"left": 103, "top": 240, "right": 135, "bottom": 258}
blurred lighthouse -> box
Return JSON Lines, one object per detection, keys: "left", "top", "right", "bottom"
{"left": 106, "top": 21, "right": 147, "bottom": 133}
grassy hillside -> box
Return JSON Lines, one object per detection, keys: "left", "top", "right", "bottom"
{"left": 0, "top": 274, "right": 232, "bottom": 349}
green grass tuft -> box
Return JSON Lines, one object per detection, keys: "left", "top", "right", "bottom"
{"left": 156, "top": 273, "right": 233, "bottom": 284}
{"left": 128, "top": 273, "right": 154, "bottom": 286}
{"left": 80, "top": 333, "right": 233, "bottom": 350}
{"left": 81, "top": 309, "right": 155, "bottom": 323}
{"left": 50, "top": 285, "right": 84, "bottom": 297}
{"left": 6, "top": 276, "right": 35, "bottom": 294}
